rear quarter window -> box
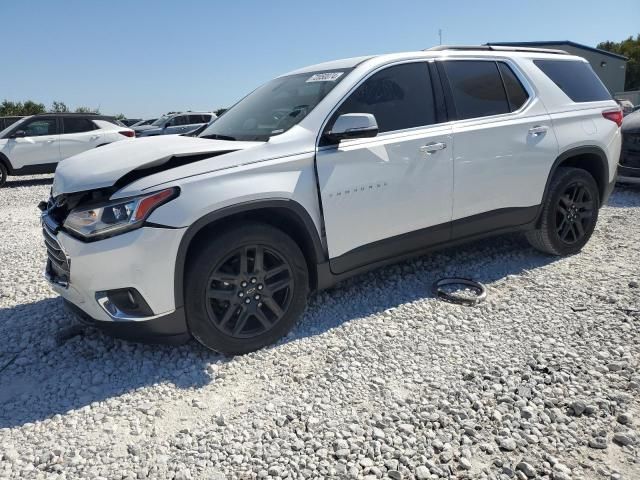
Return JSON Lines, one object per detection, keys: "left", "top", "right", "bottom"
{"left": 534, "top": 59, "right": 612, "bottom": 102}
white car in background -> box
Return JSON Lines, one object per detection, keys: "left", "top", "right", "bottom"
{"left": 0, "top": 113, "right": 134, "bottom": 187}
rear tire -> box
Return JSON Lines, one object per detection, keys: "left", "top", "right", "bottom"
{"left": 0, "top": 163, "right": 7, "bottom": 188}
{"left": 185, "top": 222, "right": 309, "bottom": 355}
{"left": 526, "top": 167, "right": 599, "bottom": 255}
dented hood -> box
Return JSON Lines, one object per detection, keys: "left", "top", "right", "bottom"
{"left": 52, "top": 135, "right": 262, "bottom": 196}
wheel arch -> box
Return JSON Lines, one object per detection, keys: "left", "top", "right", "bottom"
{"left": 0, "top": 153, "right": 14, "bottom": 174}
{"left": 174, "top": 199, "right": 326, "bottom": 308}
{"left": 542, "top": 146, "right": 609, "bottom": 205}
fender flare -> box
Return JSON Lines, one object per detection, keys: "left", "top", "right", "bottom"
{"left": 541, "top": 145, "right": 609, "bottom": 206}
{"left": 173, "top": 198, "right": 326, "bottom": 308}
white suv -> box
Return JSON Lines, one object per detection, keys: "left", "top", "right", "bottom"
{"left": 42, "top": 46, "right": 622, "bottom": 354}
{"left": 0, "top": 113, "right": 134, "bottom": 187}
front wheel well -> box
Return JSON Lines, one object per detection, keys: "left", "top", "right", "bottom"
{"left": 175, "top": 203, "right": 325, "bottom": 308}
{"left": 0, "top": 154, "right": 13, "bottom": 174}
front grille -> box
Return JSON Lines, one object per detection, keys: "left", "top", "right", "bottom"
{"left": 42, "top": 215, "right": 70, "bottom": 284}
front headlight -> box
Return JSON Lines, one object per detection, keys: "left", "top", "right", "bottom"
{"left": 64, "top": 187, "right": 179, "bottom": 239}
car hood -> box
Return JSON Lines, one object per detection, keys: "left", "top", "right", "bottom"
{"left": 52, "top": 135, "right": 263, "bottom": 196}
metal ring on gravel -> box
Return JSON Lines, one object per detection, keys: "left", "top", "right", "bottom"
{"left": 432, "top": 278, "right": 487, "bottom": 306}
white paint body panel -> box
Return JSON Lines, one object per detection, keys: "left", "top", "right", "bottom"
{"left": 317, "top": 125, "right": 453, "bottom": 258}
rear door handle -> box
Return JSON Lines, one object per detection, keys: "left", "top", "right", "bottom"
{"left": 528, "top": 125, "right": 548, "bottom": 136}
{"left": 420, "top": 142, "right": 447, "bottom": 154}
{"left": 90, "top": 135, "right": 100, "bottom": 140}
{"left": 45, "top": 138, "right": 55, "bottom": 143}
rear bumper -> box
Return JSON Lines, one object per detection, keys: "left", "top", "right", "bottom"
{"left": 64, "top": 299, "right": 190, "bottom": 344}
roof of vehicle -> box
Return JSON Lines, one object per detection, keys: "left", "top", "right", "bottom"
{"left": 489, "top": 41, "right": 628, "bottom": 61}
{"left": 284, "top": 45, "right": 586, "bottom": 76}
{"left": 29, "top": 113, "right": 120, "bottom": 121}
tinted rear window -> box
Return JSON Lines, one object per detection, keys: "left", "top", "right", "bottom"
{"left": 443, "top": 60, "right": 510, "bottom": 120}
{"left": 534, "top": 60, "right": 611, "bottom": 102}
{"left": 498, "top": 63, "right": 529, "bottom": 111}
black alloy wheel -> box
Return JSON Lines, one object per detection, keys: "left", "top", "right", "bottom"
{"left": 185, "top": 222, "right": 309, "bottom": 355}
{"left": 555, "top": 181, "right": 595, "bottom": 244}
{"left": 526, "top": 167, "right": 600, "bottom": 256}
{"left": 205, "top": 245, "right": 294, "bottom": 339}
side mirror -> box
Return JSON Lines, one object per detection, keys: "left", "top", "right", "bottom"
{"left": 326, "top": 113, "right": 378, "bottom": 143}
{"left": 11, "top": 130, "right": 27, "bottom": 138}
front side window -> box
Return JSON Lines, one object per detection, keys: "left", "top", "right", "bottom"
{"left": 534, "top": 59, "right": 611, "bottom": 102}
{"left": 443, "top": 60, "right": 510, "bottom": 120}
{"left": 198, "top": 68, "right": 352, "bottom": 142}
{"left": 21, "top": 119, "right": 58, "bottom": 137}
{"left": 63, "top": 117, "right": 97, "bottom": 134}
{"left": 329, "top": 62, "right": 436, "bottom": 134}
{"left": 169, "top": 115, "right": 189, "bottom": 126}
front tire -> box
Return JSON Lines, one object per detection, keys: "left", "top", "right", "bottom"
{"left": 185, "top": 222, "right": 309, "bottom": 355}
{"left": 526, "top": 167, "right": 599, "bottom": 255}
{"left": 0, "top": 163, "right": 7, "bottom": 188}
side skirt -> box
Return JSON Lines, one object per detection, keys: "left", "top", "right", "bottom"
{"left": 11, "top": 163, "right": 58, "bottom": 175}
{"left": 317, "top": 205, "right": 539, "bottom": 290}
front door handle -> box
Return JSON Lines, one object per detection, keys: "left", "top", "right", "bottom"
{"left": 90, "top": 135, "right": 100, "bottom": 140}
{"left": 528, "top": 125, "right": 548, "bottom": 136}
{"left": 420, "top": 142, "right": 447, "bottom": 154}
{"left": 45, "top": 138, "right": 55, "bottom": 143}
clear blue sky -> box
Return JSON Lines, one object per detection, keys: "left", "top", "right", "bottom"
{"left": 2, "top": 0, "right": 638, "bottom": 118}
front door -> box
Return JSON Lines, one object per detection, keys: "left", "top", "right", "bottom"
{"left": 4, "top": 117, "right": 60, "bottom": 170}
{"left": 316, "top": 61, "right": 454, "bottom": 274}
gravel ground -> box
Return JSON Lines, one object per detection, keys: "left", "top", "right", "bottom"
{"left": 0, "top": 175, "right": 639, "bottom": 480}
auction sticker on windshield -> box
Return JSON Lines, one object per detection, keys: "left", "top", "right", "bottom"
{"left": 306, "top": 72, "right": 344, "bottom": 82}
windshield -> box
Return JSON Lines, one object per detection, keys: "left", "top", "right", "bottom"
{"left": 198, "top": 69, "right": 351, "bottom": 142}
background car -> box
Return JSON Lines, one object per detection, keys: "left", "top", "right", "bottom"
{"left": 130, "top": 118, "right": 157, "bottom": 128}
{"left": 0, "top": 116, "right": 24, "bottom": 132}
{"left": 618, "top": 109, "right": 640, "bottom": 184}
{"left": 134, "top": 112, "right": 215, "bottom": 137}
{"left": 119, "top": 118, "right": 142, "bottom": 127}
{"left": 0, "top": 113, "right": 134, "bottom": 187}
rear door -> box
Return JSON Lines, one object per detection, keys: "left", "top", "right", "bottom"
{"left": 59, "top": 117, "right": 102, "bottom": 159}
{"left": 439, "top": 59, "right": 559, "bottom": 237}
{"left": 316, "top": 61, "right": 454, "bottom": 273}
{"left": 4, "top": 117, "right": 60, "bottom": 170}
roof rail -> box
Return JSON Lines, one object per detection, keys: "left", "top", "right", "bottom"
{"left": 425, "top": 44, "right": 569, "bottom": 55}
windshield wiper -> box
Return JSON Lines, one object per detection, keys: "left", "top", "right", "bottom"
{"left": 200, "top": 134, "right": 237, "bottom": 141}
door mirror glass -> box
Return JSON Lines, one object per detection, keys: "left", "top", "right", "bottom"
{"left": 11, "top": 130, "right": 27, "bottom": 138}
{"left": 327, "top": 113, "right": 378, "bottom": 142}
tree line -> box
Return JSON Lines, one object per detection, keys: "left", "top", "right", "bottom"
{"left": 597, "top": 34, "right": 640, "bottom": 91}
{"left": 0, "top": 100, "right": 123, "bottom": 118}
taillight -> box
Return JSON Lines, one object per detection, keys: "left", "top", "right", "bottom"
{"left": 119, "top": 130, "right": 135, "bottom": 138}
{"left": 602, "top": 109, "right": 623, "bottom": 127}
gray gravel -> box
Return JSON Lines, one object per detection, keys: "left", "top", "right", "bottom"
{"left": 0, "top": 176, "right": 639, "bottom": 480}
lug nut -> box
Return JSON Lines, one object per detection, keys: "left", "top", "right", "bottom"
{"left": 238, "top": 292, "right": 244, "bottom": 298}
{"left": 257, "top": 285, "right": 263, "bottom": 291}
{"left": 245, "top": 298, "right": 251, "bottom": 304}
{"left": 251, "top": 278, "right": 257, "bottom": 284}
{"left": 241, "top": 281, "right": 248, "bottom": 288}
{"left": 254, "top": 294, "right": 260, "bottom": 300}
